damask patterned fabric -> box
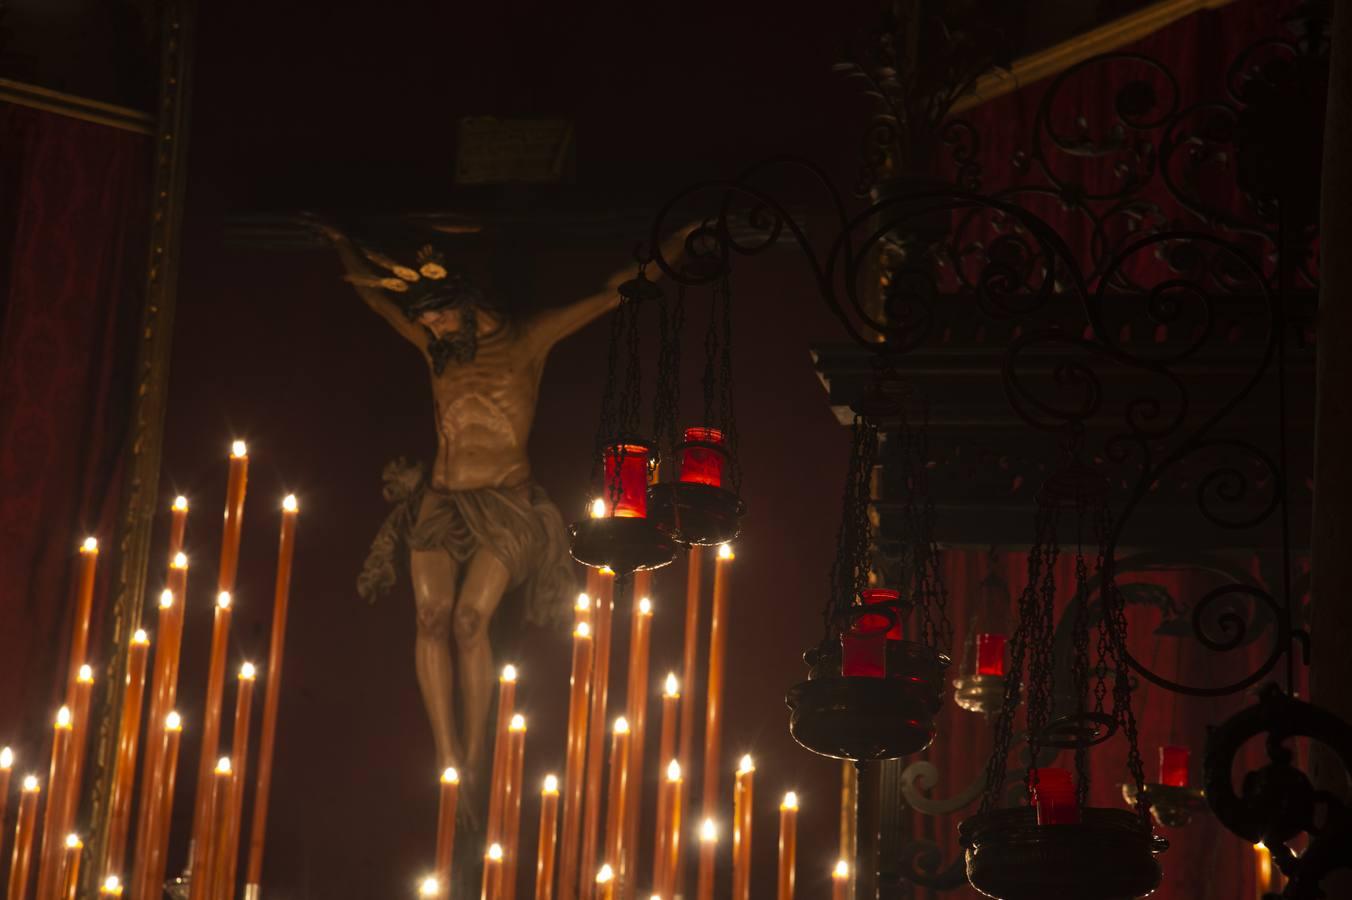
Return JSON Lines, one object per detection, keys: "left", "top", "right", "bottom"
{"left": 0, "top": 102, "right": 148, "bottom": 751}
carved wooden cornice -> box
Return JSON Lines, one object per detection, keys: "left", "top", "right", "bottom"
{"left": 0, "top": 77, "right": 154, "bottom": 134}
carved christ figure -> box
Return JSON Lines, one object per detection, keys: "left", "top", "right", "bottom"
{"left": 315, "top": 221, "right": 651, "bottom": 794}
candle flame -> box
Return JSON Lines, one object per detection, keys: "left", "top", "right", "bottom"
{"left": 576, "top": 593, "right": 591, "bottom": 612}
{"left": 737, "top": 754, "right": 754, "bottom": 774}
{"left": 666, "top": 760, "right": 681, "bottom": 782}
{"left": 501, "top": 664, "right": 518, "bottom": 683}
{"left": 717, "top": 543, "right": 734, "bottom": 560}
{"left": 833, "top": 860, "right": 850, "bottom": 879}
{"left": 575, "top": 622, "right": 592, "bottom": 639}
{"left": 487, "top": 843, "right": 504, "bottom": 862}
{"left": 22, "top": 775, "right": 39, "bottom": 792}
{"left": 590, "top": 498, "right": 607, "bottom": 518}
{"left": 700, "top": 818, "right": 717, "bottom": 842}
{"left": 217, "top": 591, "right": 232, "bottom": 610}
{"left": 283, "top": 494, "right": 298, "bottom": 512}
{"left": 664, "top": 672, "right": 679, "bottom": 697}
{"left": 441, "top": 767, "right": 459, "bottom": 784}
{"left": 510, "top": 714, "right": 527, "bottom": 732}
{"left": 173, "top": 496, "right": 189, "bottom": 511}
{"left": 614, "top": 717, "right": 630, "bottom": 735}
{"left": 103, "top": 875, "right": 122, "bottom": 892}
{"left": 638, "top": 597, "right": 653, "bottom": 615}
{"left": 239, "top": 662, "right": 257, "bottom": 680}
{"left": 231, "top": 440, "right": 248, "bottom": 458}
{"left": 81, "top": 537, "right": 99, "bottom": 553}
{"left": 65, "top": 833, "right": 81, "bottom": 849}
{"left": 165, "top": 711, "right": 182, "bottom": 731}
{"left": 56, "top": 707, "right": 72, "bottom": 728}
{"left": 781, "top": 791, "right": 799, "bottom": 810}
{"left": 599, "top": 566, "right": 615, "bottom": 576}
{"left": 215, "top": 757, "right": 233, "bottom": 775}
{"left": 0, "top": 747, "right": 13, "bottom": 769}
{"left": 132, "top": 629, "right": 149, "bottom": 645}
{"left": 543, "top": 774, "right": 560, "bottom": 794}
{"left": 596, "top": 865, "right": 614, "bottom": 884}
{"left": 419, "top": 876, "right": 440, "bottom": 897}
{"left": 78, "top": 664, "right": 94, "bottom": 683}
{"left": 172, "top": 552, "right": 188, "bottom": 570}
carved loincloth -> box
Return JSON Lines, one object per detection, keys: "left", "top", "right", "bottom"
{"left": 357, "top": 458, "right": 574, "bottom": 627}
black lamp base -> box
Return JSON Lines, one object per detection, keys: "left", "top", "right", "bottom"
{"left": 569, "top": 516, "right": 676, "bottom": 573}
{"left": 647, "top": 481, "right": 745, "bottom": 546}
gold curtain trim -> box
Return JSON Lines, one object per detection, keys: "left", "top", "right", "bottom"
{"left": 953, "top": 0, "right": 1237, "bottom": 113}
{"left": 0, "top": 77, "right": 154, "bottom": 134}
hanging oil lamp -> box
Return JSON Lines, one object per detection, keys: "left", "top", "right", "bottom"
{"left": 959, "top": 453, "right": 1167, "bottom": 900}
{"left": 786, "top": 388, "right": 949, "bottom": 762}
{"left": 568, "top": 265, "right": 675, "bottom": 574}
{"left": 953, "top": 562, "right": 1015, "bottom": 715}
{"left": 647, "top": 273, "right": 745, "bottom": 546}
{"left": 1120, "top": 745, "right": 1207, "bottom": 828}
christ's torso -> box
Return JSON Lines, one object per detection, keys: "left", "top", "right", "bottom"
{"left": 426, "top": 328, "right": 543, "bottom": 491}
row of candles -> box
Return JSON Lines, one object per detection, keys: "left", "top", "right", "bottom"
{"left": 410, "top": 540, "right": 866, "bottom": 900}
{"left": 0, "top": 441, "right": 298, "bottom": 900}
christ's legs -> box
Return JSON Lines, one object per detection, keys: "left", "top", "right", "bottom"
{"left": 453, "top": 548, "right": 511, "bottom": 775}
{"left": 410, "top": 545, "right": 463, "bottom": 771}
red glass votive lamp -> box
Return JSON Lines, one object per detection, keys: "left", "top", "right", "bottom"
{"left": 840, "top": 615, "right": 889, "bottom": 678}
{"left": 860, "top": 588, "right": 903, "bottom": 640}
{"left": 602, "top": 443, "right": 652, "bottom": 518}
{"left": 1158, "top": 745, "right": 1190, "bottom": 788}
{"left": 1031, "top": 767, "right": 1079, "bottom": 825}
{"left": 677, "top": 427, "right": 727, "bottom": 488}
{"left": 975, "top": 632, "right": 1008, "bottom": 677}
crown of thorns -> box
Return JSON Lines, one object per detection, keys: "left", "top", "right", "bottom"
{"left": 344, "top": 244, "right": 487, "bottom": 320}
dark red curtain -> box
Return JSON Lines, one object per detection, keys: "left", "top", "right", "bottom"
{"left": 0, "top": 102, "right": 149, "bottom": 757}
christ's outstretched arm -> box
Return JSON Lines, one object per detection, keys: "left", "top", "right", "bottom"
{"left": 312, "top": 220, "right": 426, "bottom": 348}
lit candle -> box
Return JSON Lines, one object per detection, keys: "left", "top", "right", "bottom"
{"left": 0, "top": 747, "right": 12, "bottom": 861}
{"left": 67, "top": 538, "right": 99, "bottom": 704}
{"left": 189, "top": 590, "right": 234, "bottom": 878}
{"left": 36, "top": 707, "right": 74, "bottom": 900}
{"left": 732, "top": 756, "right": 754, "bottom": 900}
{"left": 169, "top": 496, "right": 189, "bottom": 559}
{"left": 217, "top": 663, "right": 258, "bottom": 899}
{"left": 1031, "top": 768, "right": 1078, "bottom": 825}
{"left": 136, "top": 712, "right": 182, "bottom": 900}
{"left": 245, "top": 494, "right": 299, "bottom": 896}
{"left": 482, "top": 842, "right": 505, "bottom": 900}
{"left": 652, "top": 681, "right": 678, "bottom": 896}
{"left": 595, "top": 865, "right": 615, "bottom": 900}
{"left": 104, "top": 629, "right": 150, "bottom": 879}
{"left": 1255, "top": 841, "right": 1278, "bottom": 896}
{"left": 436, "top": 768, "right": 460, "bottom": 890}
{"left": 654, "top": 762, "right": 682, "bottom": 900}
{"left": 602, "top": 718, "right": 630, "bottom": 884}
{"left": 558, "top": 618, "right": 593, "bottom": 900}
{"left": 8, "top": 777, "right": 40, "bottom": 900}
{"left": 503, "top": 716, "right": 528, "bottom": 900}
{"left": 219, "top": 440, "right": 250, "bottom": 596}
{"left": 136, "top": 564, "right": 188, "bottom": 880}
{"left": 1158, "top": 745, "right": 1190, "bottom": 788}
{"left": 831, "top": 860, "right": 849, "bottom": 900}
{"left": 535, "top": 776, "right": 560, "bottom": 900}
{"left": 420, "top": 875, "right": 442, "bottom": 898}
{"left": 675, "top": 549, "right": 703, "bottom": 900}
{"left": 580, "top": 568, "right": 616, "bottom": 900}
{"left": 191, "top": 757, "right": 233, "bottom": 900}
{"left": 840, "top": 615, "right": 888, "bottom": 677}
{"left": 975, "top": 633, "right": 1008, "bottom": 677}
{"left": 696, "top": 819, "right": 716, "bottom": 900}
{"left": 777, "top": 793, "right": 797, "bottom": 900}
{"left": 677, "top": 427, "right": 728, "bottom": 487}
{"left": 60, "top": 834, "right": 82, "bottom": 900}
{"left": 61, "top": 666, "right": 95, "bottom": 840}
{"left": 702, "top": 545, "right": 734, "bottom": 818}
{"left": 622, "top": 583, "right": 653, "bottom": 894}
{"left": 601, "top": 444, "right": 651, "bottom": 518}
{"left": 860, "top": 587, "right": 902, "bottom": 641}
{"left": 99, "top": 875, "right": 123, "bottom": 897}
{"left": 486, "top": 664, "right": 519, "bottom": 851}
